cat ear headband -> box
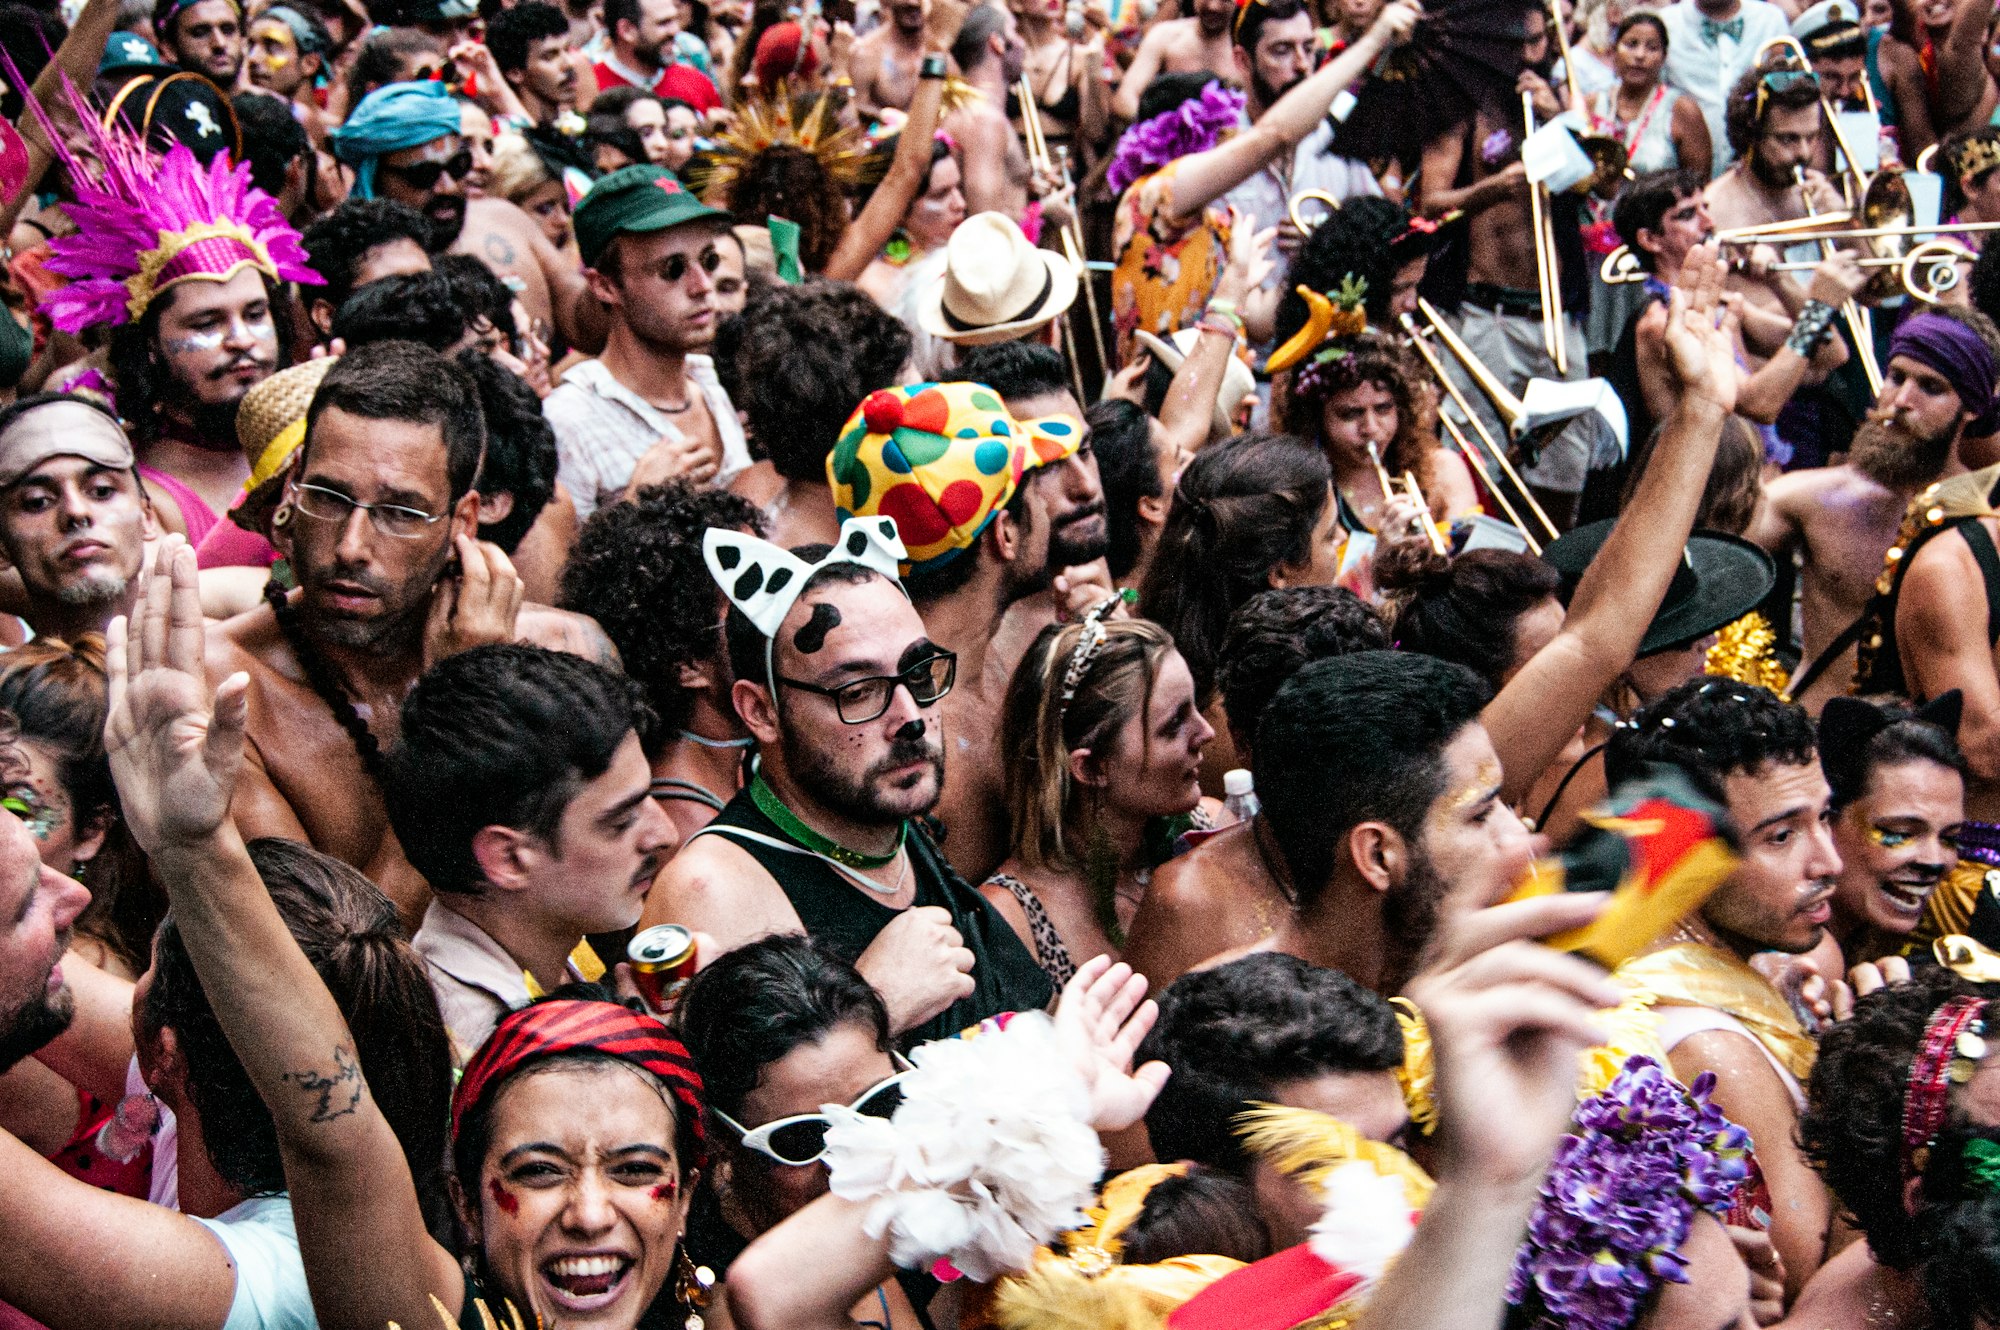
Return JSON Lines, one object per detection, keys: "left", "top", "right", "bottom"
{"left": 703, "top": 516, "right": 909, "bottom": 693}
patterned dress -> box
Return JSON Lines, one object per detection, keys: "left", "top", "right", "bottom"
{"left": 1110, "top": 158, "right": 1231, "bottom": 365}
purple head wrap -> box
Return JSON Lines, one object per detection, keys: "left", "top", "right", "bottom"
{"left": 1888, "top": 312, "right": 2000, "bottom": 435}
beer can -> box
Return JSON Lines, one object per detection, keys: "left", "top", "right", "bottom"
{"left": 628, "top": 924, "right": 699, "bottom": 1012}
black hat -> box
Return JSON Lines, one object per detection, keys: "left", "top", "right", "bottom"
{"left": 1542, "top": 521, "right": 1777, "bottom": 656}
{"left": 102, "top": 71, "right": 242, "bottom": 165}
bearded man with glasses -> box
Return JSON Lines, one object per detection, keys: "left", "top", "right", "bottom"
{"left": 206, "top": 340, "right": 619, "bottom": 931}
{"left": 648, "top": 516, "right": 1055, "bottom": 1047}
{"left": 547, "top": 165, "right": 755, "bottom": 521}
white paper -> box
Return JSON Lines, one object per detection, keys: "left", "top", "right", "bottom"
{"left": 1905, "top": 170, "right": 1944, "bottom": 233}
{"left": 1518, "top": 376, "right": 1630, "bottom": 454}
{"left": 1330, "top": 89, "right": 1357, "bottom": 124}
{"left": 1455, "top": 513, "right": 1533, "bottom": 553}
{"left": 1522, "top": 120, "right": 1594, "bottom": 195}
{"left": 1833, "top": 110, "right": 1881, "bottom": 175}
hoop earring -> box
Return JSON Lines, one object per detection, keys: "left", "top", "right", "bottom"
{"left": 675, "top": 1247, "right": 715, "bottom": 1330}
{"left": 271, "top": 505, "right": 292, "bottom": 528}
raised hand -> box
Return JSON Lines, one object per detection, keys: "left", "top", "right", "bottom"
{"left": 103, "top": 537, "right": 250, "bottom": 855}
{"left": 1053, "top": 955, "right": 1170, "bottom": 1131}
{"left": 1660, "top": 241, "right": 1740, "bottom": 414}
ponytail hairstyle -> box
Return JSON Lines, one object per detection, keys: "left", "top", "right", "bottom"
{"left": 1137, "top": 433, "right": 1332, "bottom": 704}
{"left": 1001, "top": 616, "right": 1181, "bottom": 938}
{"left": 1282, "top": 330, "right": 1440, "bottom": 503}
{"left": 1384, "top": 549, "right": 1564, "bottom": 690}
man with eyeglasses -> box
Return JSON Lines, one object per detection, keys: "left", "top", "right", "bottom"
{"left": 205, "top": 340, "right": 605, "bottom": 930}
{"left": 647, "top": 516, "right": 1054, "bottom": 1048}
{"left": 330, "top": 80, "right": 600, "bottom": 354}
{"left": 547, "top": 165, "right": 752, "bottom": 521}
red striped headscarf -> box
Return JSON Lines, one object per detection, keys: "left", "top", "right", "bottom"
{"left": 453, "top": 1000, "right": 707, "bottom": 1169}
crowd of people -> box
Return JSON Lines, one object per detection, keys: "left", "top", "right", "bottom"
{"left": 4, "top": 0, "right": 2000, "bottom": 1324}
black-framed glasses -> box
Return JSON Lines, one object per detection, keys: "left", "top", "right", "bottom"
{"left": 775, "top": 651, "right": 956, "bottom": 724}
{"left": 380, "top": 146, "right": 473, "bottom": 192}
{"left": 711, "top": 1059, "right": 913, "bottom": 1165}
{"left": 291, "top": 481, "right": 446, "bottom": 539}
{"left": 658, "top": 246, "right": 723, "bottom": 284}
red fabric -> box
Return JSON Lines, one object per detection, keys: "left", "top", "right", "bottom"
{"left": 1167, "top": 1244, "right": 1364, "bottom": 1330}
{"left": 195, "top": 513, "right": 279, "bottom": 569}
{"left": 751, "top": 21, "right": 819, "bottom": 94}
{"left": 452, "top": 999, "right": 707, "bottom": 1165}
{"left": 592, "top": 59, "right": 721, "bottom": 112}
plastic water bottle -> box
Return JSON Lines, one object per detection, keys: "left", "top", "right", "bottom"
{"left": 94, "top": 1092, "right": 160, "bottom": 1164}
{"left": 1223, "top": 769, "right": 1260, "bottom": 825}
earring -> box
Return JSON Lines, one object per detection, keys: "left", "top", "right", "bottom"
{"left": 675, "top": 1248, "right": 715, "bottom": 1330}
{"left": 271, "top": 504, "right": 292, "bottom": 528}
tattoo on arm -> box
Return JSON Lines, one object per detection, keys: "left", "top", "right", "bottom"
{"left": 282, "top": 1044, "right": 365, "bottom": 1122}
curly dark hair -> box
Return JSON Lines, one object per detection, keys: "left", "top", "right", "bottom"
{"left": 485, "top": 0, "right": 567, "bottom": 72}
{"left": 300, "top": 198, "right": 436, "bottom": 314}
{"left": 1925, "top": 1191, "right": 2000, "bottom": 1330}
{"left": 1137, "top": 432, "right": 1332, "bottom": 704}
{"left": 435, "top": 252, "right": 520, "bottom": 343}
{"left": 457, "top": 349, "right": 555, "bottom": 552}
{"left": 1801, "top": 969, "right": 1995, "bottom": 1269}
{"left": 1137, "top": 952, "right": 1403, "bottom": 1175}
{"left": 556, "top": 481, "right": 766, "bottom": 735}
{"left": 1724, "top": 65, "right": 1822, "bottom": 158}
{"left": 1214, "top": 586, "right": 1389, "bottom": 754}
{"left": 1117, "top": 1166, "right": 1272, "bottom": 1266}
{"left": 343, "top": 27, "right": 443, "bottom": 110}
{"left": 1274, "top": 195, "right": 1423, "bottom": 344}
{"left": 1282, "top": 329, "right": 1438, "bottom": 500}
{"left": 1387, "top": 549, "right": 1563, "bottom": 691}
{"left": 731, "top": 280, "right": 911, "bottom": 482}
{"left": 233, "top": 91, "right": 310, "bottom": 201}
{"left": 330, "top": 269, "right": 470, "bottom": 350}
{"left": 728, "top": 145, "right": 848, "bottom": 275}
{"left": 1604, "top": 677, "right": 1818, "bottom": 802}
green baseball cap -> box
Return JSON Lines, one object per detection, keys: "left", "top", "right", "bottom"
{"left": 573, "top": 165, "right": 729, "bottom": 269}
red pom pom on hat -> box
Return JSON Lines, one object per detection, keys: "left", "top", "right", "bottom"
{"left": 862, "top": 390, "right": 905, "bottom": 434}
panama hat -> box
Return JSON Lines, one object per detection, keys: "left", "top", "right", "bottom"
{"left": 918, "top": 211, "right": 1079, "bottom": 347}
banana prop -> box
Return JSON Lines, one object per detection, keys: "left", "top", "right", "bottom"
{"left": 1266, "top": 285, "right": 1334, "bottom": 373}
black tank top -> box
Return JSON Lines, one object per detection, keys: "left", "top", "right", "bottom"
{"left": 697, "top": 790, "right": 1055, "bottom": 1047}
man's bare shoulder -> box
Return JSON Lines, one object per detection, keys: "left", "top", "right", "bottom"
{"left": 208, "top": 601, "right": 289, "bottom": 678}
{"left": 518, "top": 602, "right": 619, "bottom": 667}
{"left": 1187, "top": 931, "right": 1280, "bottom": 975}
{"left": 1144, "top": 821, "right": 1250, "bottom": 904}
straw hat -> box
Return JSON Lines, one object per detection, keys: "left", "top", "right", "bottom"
{"left": 229, "top": 356, "right": 335, "bottom": 535}
{"left": 918, "top": 212, "right": 1079, "bottom": 347}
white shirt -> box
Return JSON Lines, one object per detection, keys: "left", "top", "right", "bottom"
{"left": 1221, "top": 114, "right": 1382, "bottom": 292}
{"left": 190, "top": 1195, "right": 316, "bottom": 1330}
{"left": 1658, "top": 0, "right": 1792, "bottom": 175}
{"left": 412, "top": 900, "right": 589, "bottom": 1067}
{"left": 546, "top": 354, "right": 751, "bottom": 522}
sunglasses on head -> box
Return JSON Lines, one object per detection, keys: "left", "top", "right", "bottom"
{"left": 712, "top": 1061, "right": 912, "bottom": 1166}
{"left": 1754, "top": 67, "right": 1820, "bottom": 117}
{"left": 381, "top": 146, "right": 473, "bottom": 191}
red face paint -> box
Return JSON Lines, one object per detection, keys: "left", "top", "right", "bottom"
{"left": 651, "top": 1180, "right": 679, "bottom": 1202}
{"left": 488, "top": 1178, "right": 519, "bottom": 1215}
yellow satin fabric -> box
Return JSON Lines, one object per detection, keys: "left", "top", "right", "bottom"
{"left": 1617, "top": 942, "right": 1816, "bottom": 1083}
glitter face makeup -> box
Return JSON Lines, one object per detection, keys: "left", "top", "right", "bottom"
{"left": 4, "top": 786, "right": 62, "bottom": 842}
{"left": 1867, "top": 825, "right": 1914, "bottom": 849}
{"left": 1433, "top": 758, "right": 1505, "bottom": 826}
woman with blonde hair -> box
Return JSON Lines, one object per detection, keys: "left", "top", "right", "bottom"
{"left": 980, "top": 609, "right": 1217, "bottom": 988}
{"left": 487, "top": 132, "right": 583, "bottom": 257}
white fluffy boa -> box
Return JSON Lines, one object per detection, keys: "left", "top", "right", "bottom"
{"left": 820, "top": 1012, "right": 1105, "bottom": 1283}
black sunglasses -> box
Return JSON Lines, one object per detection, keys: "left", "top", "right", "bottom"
{"left": 381, "top": 146, "right": 473, "bottom": 192}
{"left": 658, "top": 246, "right": 723, "bottom": 284}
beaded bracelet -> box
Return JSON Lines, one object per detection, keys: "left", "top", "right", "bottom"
{"left": 1784, "top": 299, "right": 1838, "bottom": 358}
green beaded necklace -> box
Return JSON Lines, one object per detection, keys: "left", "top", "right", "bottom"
{"left": 750, "top": 773, "right": 906, "bottom": 869}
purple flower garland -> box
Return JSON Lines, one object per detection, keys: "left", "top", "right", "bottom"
{"left": 1506, "top": 1055, "right": 1752, "bottom": 1330}
{"left": 1106, "top": 83, "right": 1247, "bottom": 197}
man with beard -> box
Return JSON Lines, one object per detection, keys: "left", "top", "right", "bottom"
{"left": 385, "top": 644, "right": 679, "bottom": 1064}
{"left": 1418, "top": 7, "right": 1619, "bottom": 529}
{"left": 205, "top": 340, "right": 609, "bottom": 929}
{"left": 1612, "top": 679, "right": 1842, "bottom": 1300}
{"left": 547, "top": 165, "right": 749, "bottom": 522}
{"left": 328, "top": 81, "right": 596, "bottom": 351}
{"left": 0, "top": 396, "right": 160, "bottom": 643}
{"left": 1749, "top": 309, "right": 1996, "bottom": 710}
{"left": 646, "top": 518, "right": 1054, "bottom": 1047}
{"left": 487, "top": 1, "right": 581, "bottom": 128}
{"left": 1112, "top": 0, "right": 1240, "bottom": 122}
{"left": 592, "top": 0, "right": 722, "bottom": 112}
{"left": 0, "top": 725, "right": 88, "bottom": 1073}
{"left": 1219, "top": 0, "right": 1381, "bottom": 282}
{"left": 829, "top": 381, "right": 1095, "bottom": 883}
{"left": 154, "top": 0, "right": 245, "bottom": 89}
{"left": 942, "top": 3, "right": 1031, "bottom": 221}
{"left": 849, "top": 0, "right": 927, "bottom": 118}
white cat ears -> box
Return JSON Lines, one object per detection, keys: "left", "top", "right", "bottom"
{"left": 703, "top": 516, "right": 908, "bottom": 639}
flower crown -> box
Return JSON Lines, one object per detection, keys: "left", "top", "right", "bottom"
{"left": 19, "top": 72, "right": 319, "bottom": 333}
{"left": 1507, "top": 1056, "right": 1751, "bottom": 1330}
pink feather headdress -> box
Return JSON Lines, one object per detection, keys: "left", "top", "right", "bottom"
{"left": 19, "top": 73, "right": 321, "bottom": 334}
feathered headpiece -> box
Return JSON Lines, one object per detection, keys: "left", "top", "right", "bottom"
{"left": 682, "top": 86, "right": 882, "bottom": 204}
{"left": 21, "top": 72, "right": 320, "bottom": 334}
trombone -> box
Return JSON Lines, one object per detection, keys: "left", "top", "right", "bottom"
{"left": 1017, "top": 77, "right": 1107, "bottom": 395}
{"left": 1761, "top": 235, "right": 1976, "bottom": 303}
{"left": 1796, "top": 163, "right": 1883, "bottom": 394}
{"left": 1524, "top": 90, "right": 1569, "bottom": 375}
{"left": 1547, "top": 0, "right": 1631, "bottom": 199}
{"left": 1403, "top": 300, "right": 1564, "bottom": 546}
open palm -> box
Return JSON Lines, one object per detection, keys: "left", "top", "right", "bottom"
{"left": 103, "top": 538, "right": 250, "bottom": 855}
{"left": 1053, "top": 957, "right": 1172, "bottom": 1132}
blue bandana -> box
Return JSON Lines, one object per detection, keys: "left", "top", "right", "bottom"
{"left": 328, "top": 81, "right": 462, "bottom": 199}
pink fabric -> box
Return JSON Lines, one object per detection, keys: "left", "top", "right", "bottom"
{"left": 195, "top": 513, "right": 277, "bottom": 569}
{"left": 137, "top": 463, "right": 219, "bottom": 549}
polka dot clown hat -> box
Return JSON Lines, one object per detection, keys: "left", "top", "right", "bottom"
{"left": 828, "top": 380, "right": 1085, "bottom": 572}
